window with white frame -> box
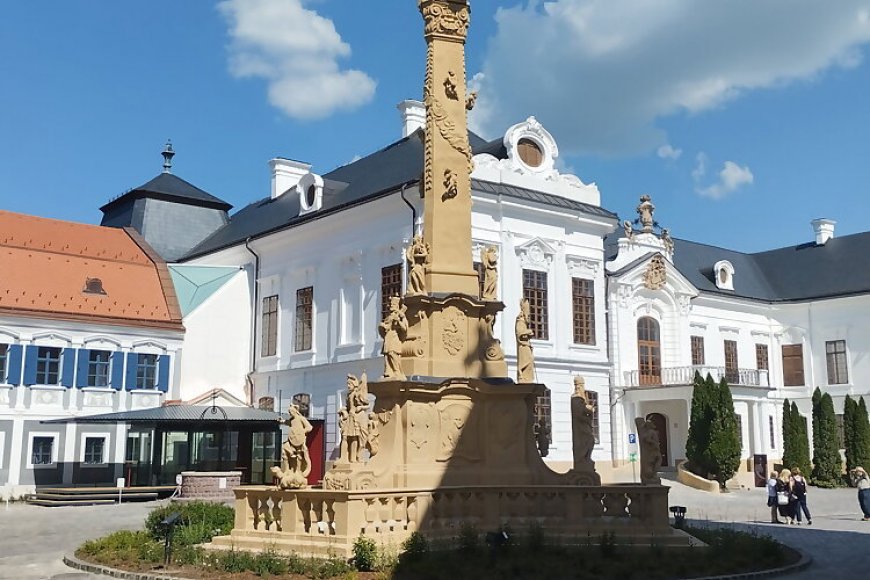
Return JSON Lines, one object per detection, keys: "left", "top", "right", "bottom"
{"left": 83, "top": 436, "right": 106, "bottom": 465}
{"left": 31, "top": 435, "right": 55, "bottom": 466}
{"left": 825, "top": 340, "right": 848, "bottom": 385}
{"left": 136, "top": 354, "right": 158, "bottom": 389}
{"left": 587, "top": 390, "right": 600, "bottom": 444}
{"left": 37, "top": 347, "right": 61, "bottom": 385}
{"left": 769, "top": 416, "right": 776, "bottom": 449}
{"left": 0, "top": 344, "right": 7, "bottom": 382}
{"left": 88, "top": 350, "right": 111, "bottom": 388}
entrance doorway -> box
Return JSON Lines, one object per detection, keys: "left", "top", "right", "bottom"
{"left": 645, "top": 412, "right": 669, "bottom": 467}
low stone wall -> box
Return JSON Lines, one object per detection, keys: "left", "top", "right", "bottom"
{"left": 180, "top": 471, "right": 241, "bottom": 502}
{"left": 209, "top": 483, "right": 694, "bottom": 558}
{"left": 676, "top": 463, "right": 720, "bottom": 493}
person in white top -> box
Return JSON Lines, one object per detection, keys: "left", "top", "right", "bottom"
{"left": 766, "top": 471, "right": 781, "bottom": 524}
{"left": 854, "top": 466, "right": 870, "bottom": 521}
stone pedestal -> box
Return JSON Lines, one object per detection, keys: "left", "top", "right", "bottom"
{"left": 180, "top": 471, "right": 241, "bottom": 502}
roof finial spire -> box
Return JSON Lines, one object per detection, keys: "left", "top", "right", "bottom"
{"left": 162, "top": 140, "right": 175, "bottom": 174}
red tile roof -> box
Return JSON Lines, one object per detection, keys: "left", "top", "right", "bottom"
{"left": 0, "top": 211, "right": 183, "bottom": 329}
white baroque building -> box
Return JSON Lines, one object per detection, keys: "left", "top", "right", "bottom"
{"left": 176, "top": 101, "right": 870, "bottom": 484}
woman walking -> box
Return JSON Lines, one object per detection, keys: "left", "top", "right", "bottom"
{"left": 790, "top": 467, "right": 812, "bottom": 525}
{"left": 855, "top": 466, "right": 870, "bottom": 521}
{"left": 767, "top": 471, "right": 781, "bottom": 524}
{"left": 777, "top": 468, "right": 795, "bottom": 524}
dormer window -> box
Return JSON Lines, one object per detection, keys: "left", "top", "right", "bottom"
{"left": 297, "top": 172, "right": 324, "bottom": 215}
{"left": 713, "top": 260, "right": 735, "bottom": 291}
{"left": 503, "top": 117, "right": 558, "bottom": 176}
{"left": 518, "top": 138, "right": 543, "bottom": 168}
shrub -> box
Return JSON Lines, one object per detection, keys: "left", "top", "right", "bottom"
{"left": 206, "top": 548, "right": 257, "bottom": 573}
{"left": 812, "top": 390, "right": 842, "bottom": 485}
{"left": 145, "top": 500, "right": 234, "bottom": 546}
{"left": 77, "top": 530, "right": 162, "bottom": 566}
{"left": 457, "top": 522, "right": 480, "bottom": 553}
{"left": 352, "top": 535, "right": 378, "bottom": 571}
{"left": 401, "top": 531, "right": 429, "bottom": 562}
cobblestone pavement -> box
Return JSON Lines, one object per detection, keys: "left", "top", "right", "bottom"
{"left": 0, "top": 500, "right": 156, "bottom": 580}
{"left": 1, "top": 484, "right": 868, "bottom": 579}
{"left": 665, "top": 479, "right": 870, "bottom": 578}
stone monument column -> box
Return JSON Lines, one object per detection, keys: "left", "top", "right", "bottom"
{"left": 419, "top": 0, "right": 478, "bottom": 297}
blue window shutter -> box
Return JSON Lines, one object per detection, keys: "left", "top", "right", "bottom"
{"left": 6, "top": 344, "right": 22, "bottom": 385}
{"left": 76, "top": 349, "right": 90, "bottom": 388}
{"left": 126, "top": 353, "right": 138, "bottom": 390}
{"left": 61, "top": 348, "right": 75, "bottom": 387}
{"left": 157, "top": 355, "right": 170, "bottom": 393}
{"left": 111, "top": 352, "right": 124, "bottom": 391}
{"left": 23, "top": 345, "right": 38, "bottom": 386}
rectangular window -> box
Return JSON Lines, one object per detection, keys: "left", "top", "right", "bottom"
{"left": 769, "top": 416, "right": 776, "bottom": 449}
{"left": 782, "top": 344, "right": 804, "bottom": 386}
{"left": 36, "top": 347, "right": 61, "bottom": 385}
{"left": 587, "top": 391, "right": 600, "bottom": 444}
{"left": 572, "top": 278, "right": 595, "bottom": 345}
{"left": 534, "top": 387, "right": 552, "bottom": 450}
{"left": 261, "top": 295, "right": 278, "bottom": 357}
{"left": 724, "top": 340, "right": 739, "bottom": 383}
{"left": 0, "top": 344, "right": 7, "bottom": 382}
{"left": 522, "top": 269, "right": 549, "bottom": 340}
{"left": 735, "top": 414, "right": 743, "bottom": 450}
{"left": 825, "top": 340, "right": 848, "bottom": 385}
{"left": 83, "top": 437, "right": 105, "bottom": 465}
{"left": 135, "top": 354, "right": 158, "bottom": 389}
{"left": 691, "top": 336, "right": 705, "bottom": 366}
{"left": 381, "top": 264, "right": 403, "bottom": 321}
{"left": 294, "top": 287, "right": 313, "bottom": 352}
{"left": 473, "top": 261, "right": 485, "bottom": 299}
{"left": 31, "top": 436, "right": 54, "bottom": 465}
{"left": 756, "top": 344, "right": 769, "bottom": 371}
{"left": 87, "top": 350, "right": 111, "bottom": 388}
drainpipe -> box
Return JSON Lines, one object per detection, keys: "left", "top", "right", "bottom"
{"left": 399, "top": 182, "right": 417, "bottom": 235}
{"left": 244, "top": 237, "right": 261, "bottom": 407}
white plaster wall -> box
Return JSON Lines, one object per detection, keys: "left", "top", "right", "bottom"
{"left": 176, "top": 270, "right": 251, "bottom": 403}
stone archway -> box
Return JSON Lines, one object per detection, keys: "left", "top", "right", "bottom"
{"left": 645, "top": 412, "right": 669, "bottom": 467}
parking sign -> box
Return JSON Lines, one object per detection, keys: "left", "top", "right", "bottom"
{"left": 628, "top": 433, "right": 637, "bottom": 444}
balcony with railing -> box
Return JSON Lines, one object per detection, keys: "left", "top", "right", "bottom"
{"left": 624, "top": 366, "right": 770, "bottom": 389}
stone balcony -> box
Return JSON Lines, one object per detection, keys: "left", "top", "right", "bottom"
{"left": 623, "top": 366, "right": 770, "bottom": 389}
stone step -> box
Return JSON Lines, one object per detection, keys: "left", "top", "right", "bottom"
{"left": 26, "top": 498, "right": 118, "bottom": 507}
{"left": 31, "top": 491, "right": 159, "bottom": 502}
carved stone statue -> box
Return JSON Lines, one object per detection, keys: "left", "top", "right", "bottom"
{"left": 338, "top": 373, "right": 374, "bottom": 463}
{"left": 636, "top": 194, "right": 655, "bottom": 233}
{"left": 272, "top": 404, "right": 313, "bottom": 489}
{"left": 515, "top": 298, "right": 534, "bottom": 383}
{"left": 635, "top": 417, "right": 663, "bottom": 485}
{"left": 571, "top": 376, "right": 596, "bottom": 471}
{"left": 623, "top": 220, "right": 633, "bottom": 240}
{"left": 661, "top": 228, "right": 674, "bottom": 255}
{"left": 406, "top": 235, "right": 430, "bottom": 296}
{"left": 379, "top": 296, "right": 409, "bottom": 380}
{"left": 481, "top": 245, "right": 498, "bottom": 300}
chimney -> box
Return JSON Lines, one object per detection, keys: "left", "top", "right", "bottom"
{"left": 269, "top": 158, "right": 311, "bottom": 199}
{"left": 811, "top": 218, "right": 836, "bottom": 245}
{"left": 397, "top": 99, "right": 425, "bottom": 138}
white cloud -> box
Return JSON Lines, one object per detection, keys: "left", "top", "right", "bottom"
{"left": 471, "top": 1, "right": 870, "bottom": 155}
{"left": 657, "top": 144, "right": 682, "bottom": 160}
{"left": 218, "top": 0, "right": 376, "bottom": 120}
{"left": 694, "top": 156, "right": 754, "bottom": 199}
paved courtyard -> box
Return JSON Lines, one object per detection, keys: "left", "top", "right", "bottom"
{"left": 0, "top": 482, "right": 868, "bottom": 579}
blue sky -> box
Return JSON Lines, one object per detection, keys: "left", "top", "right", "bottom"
{"left": 2, "top": 1, "right": 870, "bottom": 253}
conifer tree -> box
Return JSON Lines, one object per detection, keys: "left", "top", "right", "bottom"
{"left": 686, "top": 372, "right": 714, "bottom": 477}
{"left": 855, "top": 397, "right": 870, "bottom": 471}
{"left": 781, "top": 398, "right": 794, "bottom": 470}
{"left": 707, "top": 377, "right": 742, "bottom": 486}
{"left": 844, "top": 395, "right": 857, "bottom": 472}
{"left": 792, "top": 402, "right": 812, "bottom": 478}
{"left": 812, "top": 391, "right": 843, "bottom": 484}
{"left": 811, "top": 387, "right": 822, "bottom": 454}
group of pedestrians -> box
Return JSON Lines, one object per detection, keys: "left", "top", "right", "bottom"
{"left": 767, "top": 465, "right": 870, "bottom": 523}
{"left": 767, "top": 467, "right": 812, "bottom": 524}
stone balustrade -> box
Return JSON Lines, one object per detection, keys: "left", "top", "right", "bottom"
{"left": 210, "top": 483, "right": 683, "bottom": 558}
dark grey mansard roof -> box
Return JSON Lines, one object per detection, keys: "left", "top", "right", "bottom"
{"left": 183, "top": 130, "right": 617, "bottom": 259}
{"left": 605, "top": 230, "right": 870, "bottom": 302}
{"left": 101, "top": 173, "right": 233, "bottom": 213}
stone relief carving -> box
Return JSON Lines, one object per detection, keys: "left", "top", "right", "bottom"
{"left": 661, "top": 228, "right": 674, "bottom": 255}
{"left": 642, "top": 255, "right": 667, "bottom": 290}
{"left": 437, "top": 402, "right": 478, "bottom": 461}
{"left": 635, "top": 417, "right": 663, "bottom": 485}
{"left": 441, "top": 306, "right": 466, "bottom": 356}
{"left": 515, "top": 298, "right": 535, "bottom": 383}
{"left": 405, "top": 235, "right": 431, "bottom": 297}
{"left": 571, "top": 376, "right": 596, "bottom": 473}
{"left": 409, "top": 402, "right": 435, "bottom": 451}
{"left": 338, "top": 373, "right": 375, "bottom": 464}
{"left": 272, "top": 404, "right": 314, "bottom": 490}
{"left": 567, "top": 256, "right": 600, "bottom": 276}
{"left": 516, "top": 238, "right": 556, "bottom": 269}
{"left": 481, "top": 245, "right": 498, "bottom": 300}
{"left": 442, "top": 168, "right": 459, "bottom": 201}
{"left": 379, "top": 296, "right": 408, "bottom": 380}
{"left": 420, "top": 1, "right": 470, "bottom": 38}
{"left": 637, "top": 194, "right": 655, "bottom": 233}
{"left": 443, "top": 70, "right": 458, "bottom": 100}
{"left": 480, "top": 313, "right": 505, "bottom": 362}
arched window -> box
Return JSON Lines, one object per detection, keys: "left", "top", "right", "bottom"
{"left": 637, "top": 317, "right": 661, "bottom": 386}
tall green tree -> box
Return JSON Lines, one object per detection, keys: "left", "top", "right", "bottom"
{"left": 792, "top": 402, "right": 812, "bottom": 478}
{"left": 686, "top": 372, "right": 715, "bottom": 478}
{"left": 707, "top": 377, "right": 742, "bottom": 486}
{"left": 812, "top": 391, "right": 843, "bottom": 484}
{"left": 844, "top": 395, "right": 857, "bottom": 472}
{"left": 854, "top": 397, "right": 870, "bottom": 471}
{"left": 781, "top": 399, "right": 795, "bottom": 469}
{"left": 811, "top": 387, "right": 822, "bottom": 454}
